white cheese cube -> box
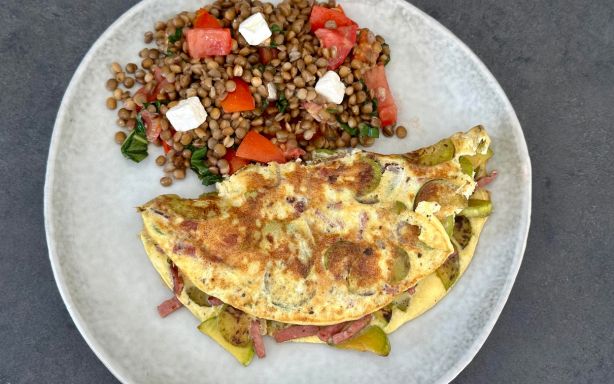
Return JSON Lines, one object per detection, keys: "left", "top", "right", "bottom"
{"left": 267, "top": 83, "right": 278, "bottom": 100}
{"left": 315, "top": 71, "right": 346, "bottom": 104}
{"left": 165, "top": 96, "right": 208, "bottom": 132}
{"left": 238, "top": 13, "right": 272, "bottom": 46}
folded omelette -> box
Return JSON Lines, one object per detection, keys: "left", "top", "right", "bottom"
{"left": 138, "top": 126, "right": 495, "bottom": 364}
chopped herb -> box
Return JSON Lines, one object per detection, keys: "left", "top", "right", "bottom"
{"left": 165, "top": 50, "right": 175, "bottom": 57}
{"left": 276, "top": 92, "right": 288, "bottom": 113}
{"left": 143, "top": 100, "right": 167, "bottom": 111}
{"left": 371, "top": 98, "right": 378, "bottom": 116}
{"left": 120, "top": 113, "right": 148, "bottom": 162}
{"left": 270, "top": 41, "right": 278, "bottom": 48}
{"left": 326, "top": 108, "right": 338, "bottom": 114}
{"left": 358, "top": 123, "right": 380, "bottom": 138}
{"left": 336, "top": 115, "right": 357, "bottom": 136}
{"left": 340, "top": 122, "right": 358, "bottom": 136}
{"left": 259, "top": 100, "right": 270, "bottom": 113}
{"left": 270, "top": 24, "right": 282, "bottom": 33}
{"left": 189, "top": 146, "right": 223, "bottom": 186}
{"left": 256, "top": 63, "right": 265, "bottom": 74}
{"left": 168, "top": 28, "right": 182, "bottom": 43}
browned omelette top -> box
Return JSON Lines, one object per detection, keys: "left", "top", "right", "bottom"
{"left": 140, "top": 127, "right": 490, "bottom": 324}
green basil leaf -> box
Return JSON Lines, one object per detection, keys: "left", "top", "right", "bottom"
{"left": 276, "top": 92, "right": 288, "bottom": 113}
{"left": 371, "top": 98, "right": 378, "bottom": 116}
{"left": 168, "top": 28, "right": 183, "bottom": 43}
{"left": 358, "top": 123, "right": 380, "bottom": 138}
{"left": 340, "top": 122, "right": 358, "bottom": 137}
{"left": 120, "top": 113, "right": 148, "bottom": 162}
{"left": 189, "top": 146, "right": 223, "bottom": 186}
{"left": 259, "top": 100, "right": 270, "bottom": 113}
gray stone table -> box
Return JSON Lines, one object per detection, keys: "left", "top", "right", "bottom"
{"left": 1, "top": 1, "right": 612, "bottom": 383}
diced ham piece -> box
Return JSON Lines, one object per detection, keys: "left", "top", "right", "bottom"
{"left": 170, "top": 263, "right": 184, "bottom": 295}
{"left": 250, "top": 320, "right": 266, "bottom": 358}
{"left": 284, "top": 147, "right": 307, "bottom": 161}
{"left": 157, "top": 296, "right": 182, "bottom": 318}
{"left": 273, "top": 325, "right": 319, "bottom": 343}
{"left": 330, "top": 315, "right": 372, "bottom": 345}
{"left": 477, "top": 170, "right": 498, "bottom": 187}
{"left": 317, "top": 322, "right": 348, "bottom": 343}
{"left": 207, "top": 296, "right": 224, "bottom": 306}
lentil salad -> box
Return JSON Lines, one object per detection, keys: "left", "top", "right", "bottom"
{"left": 106, "top": 0, "right": 406, "bottom": 187}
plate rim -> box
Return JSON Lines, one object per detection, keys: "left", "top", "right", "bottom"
{"left": 44, "top": 1, "right": 532, "bottom": 383}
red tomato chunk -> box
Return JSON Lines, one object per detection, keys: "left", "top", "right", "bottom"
{"left": 186, "top": 28, "right": 232, "bottom": 58}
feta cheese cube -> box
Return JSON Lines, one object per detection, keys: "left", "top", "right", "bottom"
{"left": 315, "top": 71, "right": 346, "bottom": 104}
{"left": 267, "top": 83, "right": 278, "bottom": 100}
{"left": 238, "top": 13, "right": 272, "bottom": 46}
{"left": 165, "top": 96, "right": 208, "bottom": 132}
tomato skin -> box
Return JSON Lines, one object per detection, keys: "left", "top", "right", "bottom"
{"left": 140, "top": 109, "right": 162, "bottom": 142}
{"left": 363, "top": 64, "right": 397, "bottom": 126}
{"left": 378, "top": 104, "right": 398, "bottom": 127}
{"left": 186, "top": 28, "right": 232, "bottom": 58}
{"left": 161, "top": 141, "right": 171, "bottom": 154}
{"left": 220, "top": 78, "right": 255, "bottom": 113}
{"left": 223, "top": 149, "right": 251, "bottom": 174}
{"left": 193, "top": 9, "right": 222, "bottom": 29}
{"left": 309, "top": 5, "right": 356, "bottom": 31}
{"left": 314, "top": 24, "right": 358, "bottom": 70}
{"left": 236, "top": 130, "right": 286, "bottom": 164}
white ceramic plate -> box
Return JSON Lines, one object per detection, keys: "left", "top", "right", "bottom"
{"left": 44, "top": 0, "right": 531, "bottom": 383}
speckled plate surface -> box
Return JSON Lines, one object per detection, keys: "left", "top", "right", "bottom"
{"left": 44, "top": 0, "right": 531, "bottom": 383}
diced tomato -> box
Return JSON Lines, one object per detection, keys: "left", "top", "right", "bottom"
{"left": 309, "top": 5, "right": 356, "bottom": 31}
{"left": 236, "top": 130, "right": 285, "bottom": 164}
{"left": 258, "top": 47, "right": 278, "bottom": 65}
{"left": 186, "top": 28, "right": 232, "bottom": 58}
{"left": 220, "top": 77, "right": 255, "bottom": 113}
{"left": 193, "top": 9, "right": 222, "bottom": 29}
{"left": 135, "top": 68, "right": 170, "bottom": 103}
{"left": 223, "top": 149, "right": 251, "bottom": 174}
{"left": 378, "top": 104, "right": 398, "bottom": 127}
{"left": 363, "top": 64, "right": 397, "bottom": 126}
{"left": 337, "top": 25, "right": 358, "bottom": 45}
{"left": 161, "top": 140, "right": 171, "bottom": 154}
{"left": 314, "top": 24, "right": 357, "bottom": 70}
{"left": 152, "top": 67, "right": 171, "bottom": 101}
{"left": 140, "top": 109, "right": 162, "bottom": 142}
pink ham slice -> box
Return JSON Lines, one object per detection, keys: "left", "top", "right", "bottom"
{"left": 477, "top": 170, "right": 498, "bottom": 187}
{"left": 207, "top": 296, "right": 224, "bottom": 306}
{"left": 170, "top": 263, "right": 184, "bottom": 295}
{"left": 274, "top": 325, "right": 319, "bottom": 343}
{"left": 317, "top": 322, "right": 348, "bottom": 343}
{"left": 330, "top": 315, "right": 372, "bottom": 345}
{"left": 250, "top": 320, "right": 266, "bottom": 358}
{"left": 157, "top": 296, "right": 182, "bottom": 318}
